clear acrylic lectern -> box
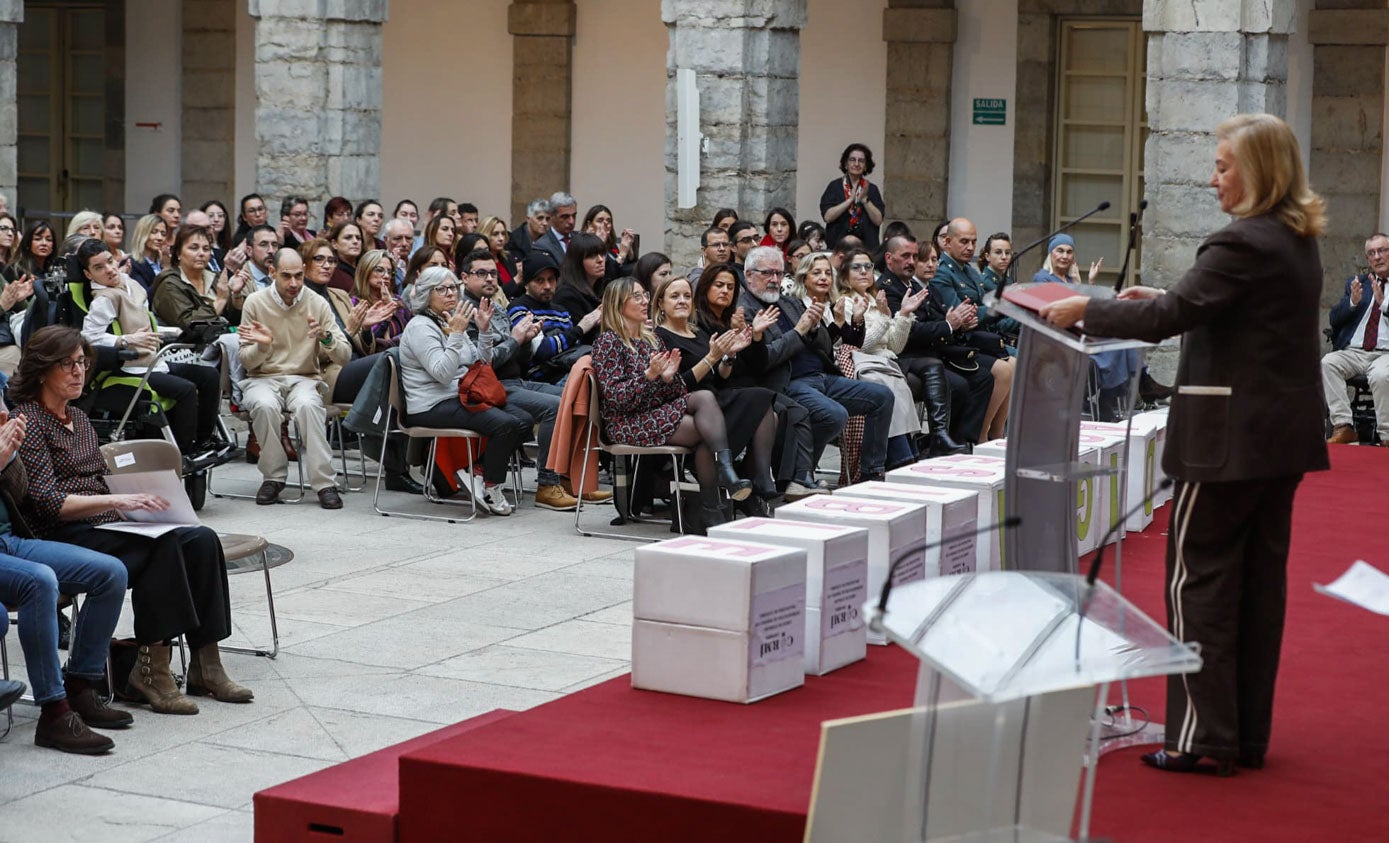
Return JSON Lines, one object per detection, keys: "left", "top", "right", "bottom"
{"left": 804, "top": 571, "right": 1201, "bottom": 843}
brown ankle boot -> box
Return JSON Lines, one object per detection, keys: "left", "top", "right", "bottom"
{"left": 128, "top": 643, "right": 199, "bottom": 715}
{"left": 187, "top": 644, "right": 254, "bottom": 703}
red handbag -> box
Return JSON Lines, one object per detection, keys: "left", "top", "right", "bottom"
{"left": 457, "top": 362, "right": 508, "bottom": 413}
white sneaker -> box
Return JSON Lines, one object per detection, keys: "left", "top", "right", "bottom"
{"left": 453, "top": 471, "right": 483, "bottom": 502}
{"left": 480, "top": 483, "right": 513, "bottom": 516}
{"left": 784, "top": 480, "right": 830, "bottom": 500}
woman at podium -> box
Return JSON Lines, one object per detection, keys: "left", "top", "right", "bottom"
{"left": 1039, "top": 113, "right": 1329, "bottom": 776}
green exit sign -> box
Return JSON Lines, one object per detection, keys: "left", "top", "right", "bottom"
{"left": 973, "top": 98, "right": 1006, "bottom": 126}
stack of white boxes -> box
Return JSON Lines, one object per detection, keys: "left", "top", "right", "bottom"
{"left": 632, "top": 536, "right": 807, "bottom": 703}
{"left": 709, "top": 518, "right": 869, "bottom": 675}
{"left": 887, "top": 454, "right": 1006, "bottom": 572}
{"left": 1078, "top": 424, "right": 1130, "bottom": 544}
{"left": 972, "top": 438, "right": 1105, "bottom": 555}
{"left": 775, "top": 496, "right": 930, "bottom": 645}
{"left": 833, "top": 481, "right": 980, "bottom": 576}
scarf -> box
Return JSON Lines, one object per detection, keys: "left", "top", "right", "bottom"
{"left": 843, "top": 176, "right": 870, "bottom": 232}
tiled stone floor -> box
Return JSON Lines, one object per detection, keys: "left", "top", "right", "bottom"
{"left": 0, "top": 457, "right": 674, "bottom": 842}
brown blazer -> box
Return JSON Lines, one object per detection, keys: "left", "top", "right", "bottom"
{"left": 1084, "top": 213, "right": 1329, "bottom": 483}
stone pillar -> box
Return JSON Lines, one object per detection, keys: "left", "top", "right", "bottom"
{"left": 1141, "top": 0, "right": 1296, "bottom": 288}
{"left": 1308, "top": 4, "right": 1388, "bottom": 305}
{"left": 0, "top": 0, "right": 20, "bottom": 206}
{"left": 249, "top": 0, "right": 386, "bottom": 223}
{"left": 182, "top": 0, "right": 236, "bottom": 204}
{"left": 508, "top": 1, "right": 576, "bottom": 226}
{"left": 882, "top": 1, "right": 955, "bottom": 238}
{"left": 663, "top": 0, "right": 807, "bottom": 270}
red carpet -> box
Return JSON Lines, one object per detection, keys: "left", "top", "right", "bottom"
{"left": 302, "top": 447, "right": 1387, "bottom": 843}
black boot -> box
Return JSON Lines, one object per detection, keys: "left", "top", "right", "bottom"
{"left": 921, "top": 365, "right": 968, "bottom": 455}
{"left": 714, "top": 449, "right": 752, "bottom": 501}
{"left": 751, "top": 470, "right": 779, "bottom": 501}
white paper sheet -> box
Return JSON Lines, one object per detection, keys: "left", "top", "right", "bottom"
{"left": 103, "top": 469, "right": 200, "bottom": 526}
{"left": 94, "top": 521, "right": 185, "bottom": 537}
{"left": 1314, "top": 561, "right": 1389, "bottom": 617}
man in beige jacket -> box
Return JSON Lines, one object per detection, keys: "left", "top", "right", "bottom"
{"left": 238, "top": 247, "right": 350, "bottom": 509}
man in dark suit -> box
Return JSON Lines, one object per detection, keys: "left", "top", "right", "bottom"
{"left": 508, "top": 198, "right": 552, "bottom": 259}
{"left": 879, "top": 236, "right": 988, "bottom": 453}
{"left": 1323, "top": 232, "right": 1389, "bottom": 444}
{"left": 531, "top": 192, "right": 577, "bottom": 260}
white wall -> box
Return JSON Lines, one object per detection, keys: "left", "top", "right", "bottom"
{"left": 234, "top": 5, "right": 257, "bottom": 202}
{"left": 797, "top": 0, "right": 888, "bottom": 229}
{"left": 124, "top": 0, "right": 182, "bottom": 211}
{"left": 570, "top": 0, "right": 667, "bottom": 248}
{"left": 380, "top": 0, "right": 513, "bottom": 218}
{"left": 946, "top": 0, "right": 1018, "bottom": 231}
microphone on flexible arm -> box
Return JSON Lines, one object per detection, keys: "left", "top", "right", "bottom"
{"left": 873, "top": 516, "right": 1023, "bottom": 623}
{"left": 996, "top": 201, "right": 1112, "bottom": 301}
{"left": 1073, "top": 476, "right": 1175, "bottom": 665}
{"left": 1112, "top": 199, "right": 1149, "bottom": 294}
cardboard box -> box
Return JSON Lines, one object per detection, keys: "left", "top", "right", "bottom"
{"left": 887, "top": 455, "right": 1006, "bottom": 572}
{"left": 709, "top": 518, "right": 869, "bottom": 675}
{"left": 1080, "top": 421, "right": 1154, "bottom": 535}
{"left": 632, "top": 536, "right": 806, "bottom": 703}
{"left": 1129, "top": 410, "right": 1170, "bottom": 508}
{"left": 833, "top": 482, "right": 980, "bottom": 576}
{"left": 1074, "top": 443, "right": 1101, "bottom": 557}
{"left": 1078, "top": 430, "right": 1125, "bottom": 547}
{"left": 775, "top": 496, "right": 930, "bottom": 645}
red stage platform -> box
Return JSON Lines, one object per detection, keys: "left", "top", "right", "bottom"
{"left": 260, "top": 447, "right": 1389, "bottom": 843}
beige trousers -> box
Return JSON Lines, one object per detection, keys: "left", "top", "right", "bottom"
{"left": 238, "top": 374, "right": 335, "bottom": 491}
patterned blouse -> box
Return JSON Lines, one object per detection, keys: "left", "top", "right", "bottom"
{"left": 591, "top": 331, "right": 687, "bottom": 447}
{"left": 14, "top": 402, "right": 121, "bottom": 535}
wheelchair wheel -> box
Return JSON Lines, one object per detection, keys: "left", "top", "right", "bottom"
{"left": 186, "top": 471, "right": 207, "bottom": 511}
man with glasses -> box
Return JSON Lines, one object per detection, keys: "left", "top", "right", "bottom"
{"left": 243, "top": 225, "right": 280, "bottom": 289}
{"left": 238, "top": 247, "right": 350, "bottom": 509}
{"left": 1325, "top": 233, "right": 1389, "bottom": 445}
{"left": 457, "top": 249, "right": 579, "bottom": 510}
{"left": 383, "top": 219, "right": 414, "bottom": 292}
{"left": 686, "top": 226, "right": 732, "bottom": 284}
{"left": 727, "top": 220, "right": 760, "bottom": 285}
{"left": 738, "top": 245, "right": 894, "bottom": 488}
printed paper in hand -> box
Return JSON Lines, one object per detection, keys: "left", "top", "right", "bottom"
{"left": 1314, "top": 560, "right": 1389, "bottom": 617}
{"left": 97, "top": 469, "right": 200, "bottom": 537}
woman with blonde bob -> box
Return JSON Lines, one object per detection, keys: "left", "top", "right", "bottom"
{"left": 1041, "top": 113, "right": 1328, "bottom": 778}
{"left": 590, "top": 276, "right": 751, "bottom": 528}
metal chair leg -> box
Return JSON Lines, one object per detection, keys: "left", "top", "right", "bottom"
{"left": 222, "top": 549, "right": 279, "bottom": 659}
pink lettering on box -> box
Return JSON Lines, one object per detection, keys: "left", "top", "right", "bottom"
{"left": 661, "top": 537, "right": 772, "bottom": 558}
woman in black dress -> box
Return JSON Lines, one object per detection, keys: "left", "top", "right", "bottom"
{"left": 651, "top": 272, "right": 778, "bottom": 507}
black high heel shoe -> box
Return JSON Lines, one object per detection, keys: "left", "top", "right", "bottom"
{"left": 1140, "top": 749, "right": 1235, "bottom": 777}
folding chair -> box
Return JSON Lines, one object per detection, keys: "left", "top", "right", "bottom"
{"left": 574, "top": 371, "right": 691, "bottom": 540}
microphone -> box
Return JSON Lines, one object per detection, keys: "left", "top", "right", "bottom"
{"left": 1112, "top": 199, "right": 1149, "bottom": 294}
{"left": 1085, "top": 476, "right": 1174, "bottom": 588}
{"left": 997, "top": 202, "right": 1111, "bottom": 300}
{"left": 875, "top": 516, "right": 1023, "bottom": 616}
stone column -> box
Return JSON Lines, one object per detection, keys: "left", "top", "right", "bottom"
{"left": 882, "top": 1, "right": 955, "bottom": 238}
{"left": 182, "top": 0, "right": 236, "bottom": 203}
{"left": 1308, "top": 3, "right": 1388, "bottom": 305}
{"left": 663, "top": 0, "right": 807, "bottom": 270}
{"left": 1141, "top": 0, "right": 1297, "bottom": 287}
{"left": 0, "top": 0, "right": 20, "bottom": 206}
{"left": 249, "top": 0, "right": 386, "bottom": 222}
{"left": 508, "top": 0, "right": 576, "bottom": 226}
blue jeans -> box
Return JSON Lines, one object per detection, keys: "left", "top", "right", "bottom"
{"left": 786, "top": 374, "right": 895, "bottom": 476}
{"left": 0, "top": 535, "right": 127, "bottom": 704}
{"left": 502, "top": 378, "right": 563, "bottom": 487}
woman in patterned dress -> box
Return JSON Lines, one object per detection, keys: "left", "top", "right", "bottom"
{"left": 590, "top": 276, "right": 752, "bottom": 528}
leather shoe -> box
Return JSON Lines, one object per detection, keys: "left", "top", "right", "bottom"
{"left": 255, "top": 480, "right": 285, "bottom": 505}
{"left": 0, "top": 678, "right": 24, "bottom": 710}
{"left": 317, "top": 487, "right": 344, "bottom": 509}
{"left": 1327, "top": 424, "right": 1357, "bottom": 445}
{"left": 65, "top": 679, "right": 133, "bottom": 729}
{"left": 384, "top": 472, "right": 424, "bottom": 495}
{"left": 35, "top": 710, "right": 114, "bottom": 755}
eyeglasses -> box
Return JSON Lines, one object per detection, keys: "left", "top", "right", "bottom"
{"left": 468, "top": 269, "right": 500, "bottom": 279}
{"left": 57, "top": 357, "right": 91, "bottom": 373}
{"left": 371, "top": 264, "right": 392, "bottom": 276}
{"left": 736, "top": 236, "right": 757, "bottom": 245}
{"left": 848, "top": 262, "right": 874, "bottom": 272}
{"left": 0, "top": 226, "right": 14, "bottom": 234}
{"left": 312, "top": 254, "right": 338, "bottom": 266}
{"left": 433, "top": 283, "right": 460, "bottom": 295}
{"left": 749, "top": 268, "right": 785, "bottom": 278}
{"left": 1368, "top": 248, "right": 1389, "bottom": 258}
{"left": 629, "top": 290, "right": 651, "bottom": 302}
